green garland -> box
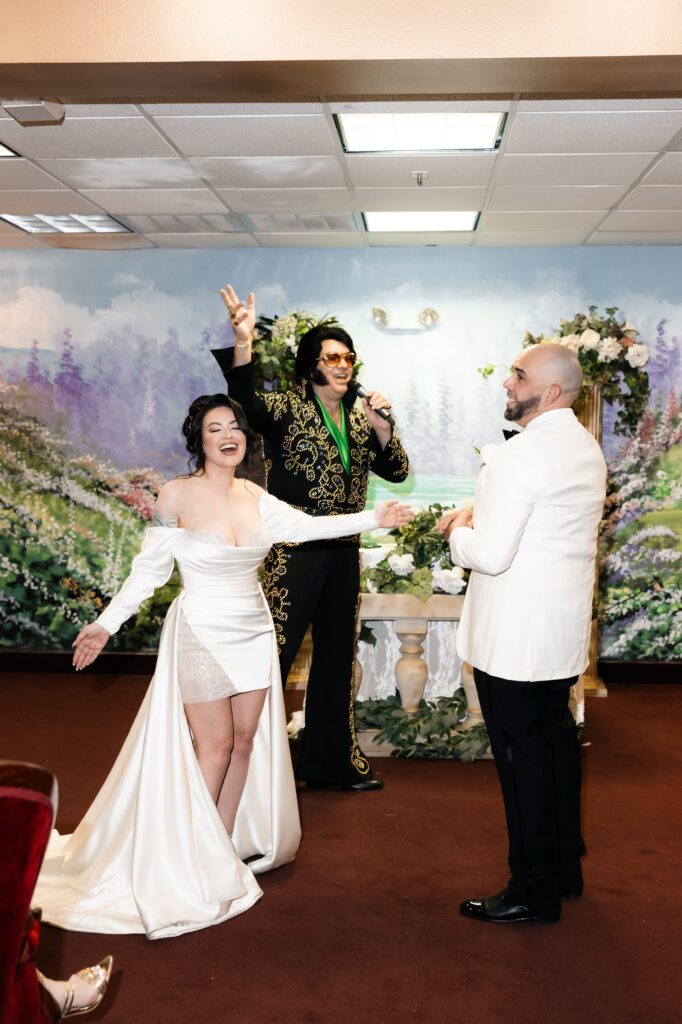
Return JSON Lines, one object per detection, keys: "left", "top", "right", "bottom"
{"left": 354, "top": 693, "right": 491, "bottom": 761}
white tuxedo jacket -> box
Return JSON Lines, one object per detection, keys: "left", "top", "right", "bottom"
{"left": 450, "top": 408, "right": 607, "bottom": 682}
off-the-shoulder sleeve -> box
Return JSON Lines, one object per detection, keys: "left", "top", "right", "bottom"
{"left": 96, "top": 528, "right": 176, "bottom": 636}
{"left": 259, "top": 492, "right": 377, "bottom": 545}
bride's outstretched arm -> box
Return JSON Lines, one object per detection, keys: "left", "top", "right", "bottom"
{"left": 259, "top": 491, "right": 412, "bottom": 545}
{"left": 72, "top": 489, "right": 179, "bottom": 671}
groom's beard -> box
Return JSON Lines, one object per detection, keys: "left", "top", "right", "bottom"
{"left": 504, "top": 393, "right": 541, "bottom": 422}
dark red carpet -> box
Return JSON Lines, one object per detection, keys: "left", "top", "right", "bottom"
{"left": 1, "top": 673, "right": 680, "bottom": 1024}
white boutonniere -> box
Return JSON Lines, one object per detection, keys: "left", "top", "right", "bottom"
{"left": 477, "top": 444, "right": 500, "bottom": 467}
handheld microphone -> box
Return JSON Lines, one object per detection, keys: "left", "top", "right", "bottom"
{"left": 347, "top": 380, "right": 395, "bottom": 427}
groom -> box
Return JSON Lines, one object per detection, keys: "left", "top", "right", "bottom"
{"left": 438, "top": 342, "right": 607, "bottom": 924}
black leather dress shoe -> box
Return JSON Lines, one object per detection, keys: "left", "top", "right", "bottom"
{"left": 459, "top": 891, "right": 560, "bottom": 924}
{"left": 304, "top": 778, "right": 384, "bottom": 792}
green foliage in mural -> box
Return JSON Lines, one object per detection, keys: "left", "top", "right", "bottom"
{"left": 0, "top": 391, "right": 176, "bottom": 650}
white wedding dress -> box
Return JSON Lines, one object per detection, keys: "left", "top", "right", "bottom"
{"left": 34, "top": 492, "right": 377, "bottom": 940}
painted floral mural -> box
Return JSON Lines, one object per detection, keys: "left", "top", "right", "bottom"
{"left": 0, "top": 246, "right": 680, "bottom": 658}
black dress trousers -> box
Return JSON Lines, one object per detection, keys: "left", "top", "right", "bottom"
{"left": 265, "top": 539, "right": 371, "bottom": 787}
{"left": 474, "top": 668, "right": 584, "bottom": 911}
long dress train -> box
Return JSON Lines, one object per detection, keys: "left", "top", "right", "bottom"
{"left": 34, "top": 493, "right": 377, "bottom": 939}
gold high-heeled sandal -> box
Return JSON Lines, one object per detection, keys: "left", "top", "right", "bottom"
{"left": 58, "top": 956, "right": 114, "bottom": 1018}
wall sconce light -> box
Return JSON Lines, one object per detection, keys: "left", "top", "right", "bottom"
{"left": 418, "top": 308, "right": 439, "bottom": 328}
{"left": 371, "top": 307, "right": 440, "bottom": 332}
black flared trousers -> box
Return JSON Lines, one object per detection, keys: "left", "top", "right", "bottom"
{"left": 474, "top": 668, "right": 584, "bottom": 911}
{"left": 264, "top": 541, "right": 372, "bottom": 786}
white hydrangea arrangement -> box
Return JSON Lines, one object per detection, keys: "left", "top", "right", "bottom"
{"left": 360, "top": 504, "right": 469, "bottom": 602}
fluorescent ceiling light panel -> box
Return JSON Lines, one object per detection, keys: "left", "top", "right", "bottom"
{"left": 337, "top": 112, "right": 504, "bottom": 152}
{"left": 0, "top": 142, "right": 19, "bottom": 158}
{"left": 0, "top": 213, "right": 130, "bottom": 234}
{"left": 363, "top": 211, "right": 479, "bottom": 232}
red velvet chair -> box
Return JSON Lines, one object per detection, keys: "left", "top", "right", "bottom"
{"left": 0, "top": 761, "right": 59, "bottom": 1024}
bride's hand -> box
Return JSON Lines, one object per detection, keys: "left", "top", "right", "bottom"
{"left": 72, "top": 623, "right": 110, "bottom": 672}
{"left": 375, "top": 500, "right": 413, "bottom": 529}
{"left": 219, "top": 283, "right": 256, "bottom": 344}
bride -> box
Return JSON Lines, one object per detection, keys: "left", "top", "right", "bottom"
{"left": 34, "top": 393, "right": 411, "bottom": 940}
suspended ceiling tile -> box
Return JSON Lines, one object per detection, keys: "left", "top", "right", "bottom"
{"left": 355, "top": 186, "right": 487, "bottom": 211}
{"left": 588, "top": 231, "right": 682, "bottom": 245}
{"left": 480, "top": 211, "right": 604, "bottom": 232}
{"left": 641, "top": 152, "right": 682, "bottom": 184}
{"left": 190, "top": 156, "right": 345, "bottom": 188}
{"left": 599, "top": 209, "right": 682, "bottom": 231}
{"left": 35, "top": 157, "right": 204, "bottom": 189}
{"left": 618, "top": 186, "right": 682, "bottom": 210}
{"left": 79, "top": 188, "right": 227, "bottom": 214}
{"left": 0, "top": 190, "right": 102, "bottom": 214}
{"left": 0, "top": 232, "right": 50, "bottom": 248}
{"left": 506, "top": 111, "right": 682, "bottom": 154}
{"left": 153, "top": 115, "right": 338, "bottom": 157}
{"left": 477, "top": 231, "right": 589, "bottom": 247}
{"left": 495, "top": 153, "right": 656, "bottom": 187}
{"left": 252, "top": 232, "right": 363, "bottom": 247}
{"left": 0, "top": 159, "right": 68, "bottom": 189}
{"left": 518, "top": 98, "right": 682, "bottom": 111}
{"left": 217, "top": 189, "right": 353, "bottom": 213}
{"left": 367, "top": 232, "right": 474, "bottom": 246}
{"left": 63, "top": 105, "right": 143, "bottom": 118}
{"left": 143, "top": 232, "right": 259, "bottom": 248}
{"left": 39, "top": 233, "right": 155, "bottom": 250}
{"left": 345, "top": 153, "right": 496, "bottom": 188}
{"left": 488, "top": 185, "right": 627, "bottom": 211}
{"left": 143, "top": 103, "right": 324, "bottom": 116}
{"left": 0, "top": 118, "right": 175, "bottom": 159}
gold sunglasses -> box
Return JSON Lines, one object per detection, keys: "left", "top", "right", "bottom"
{"left": 318, "top": 352, "right": 357, "bottom": 367}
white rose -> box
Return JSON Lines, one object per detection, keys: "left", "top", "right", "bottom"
{"left": 625, "top": 343, "right": 650, "bottom": 368}
{"left": 597, "top": 337, "right": 623, "bottom": 362}
{"left": 366, "top": 580, "right": 378, "bottom": 594}
{"left": 579, "top": 328, "right": 601, "bottom": 351}
{"left": 622, "top": 322, "right": 639, "bottom": 337}
{"left": 450, "top": 565, "right": 465, "bottom": 579}
{"left": 561, "top": 334, "right": 582, "bottom": 352}
{"left": 388, "top": 553, "right": 415, "bottom": 577}
{"left": 479, "top": 444, "right": 499, "bottom": 466}
{"left": 432, "top": 568, "right": 465, "bottom": 595}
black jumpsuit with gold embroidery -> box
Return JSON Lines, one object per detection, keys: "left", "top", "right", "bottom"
{"left": 211, "top": 350, "right": 409, "bottom": 786}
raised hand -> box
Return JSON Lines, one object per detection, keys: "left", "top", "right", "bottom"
{"left": 72, "top": 623, "right": 110, "bottom": 672}
{"left": 375, "top": 500, "right": 413, "bottom": 529}
{"left": 219, "top": 283, "right": 256, "bottom": 344}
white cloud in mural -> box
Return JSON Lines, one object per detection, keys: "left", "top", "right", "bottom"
{"left": 0, "top": 286, "right": 94, "bottom": 349}
{"left": 0, "top": 281, "right": 224, "bottom": 352}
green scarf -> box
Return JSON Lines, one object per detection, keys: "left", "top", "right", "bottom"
{"left": 314, "top": 395, "right": 351, "bottom": 474}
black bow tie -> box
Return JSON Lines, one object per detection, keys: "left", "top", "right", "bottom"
{"left": 503, "top": 429, "right": 520, "bottom": 441}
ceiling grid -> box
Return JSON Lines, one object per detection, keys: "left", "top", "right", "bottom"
{"left": 2, "top": 98, "right": 682, "bottom": 249}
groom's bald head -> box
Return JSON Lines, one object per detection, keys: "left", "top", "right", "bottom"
{"left": 503, "top": 343, "right": 583, "bottom": 426}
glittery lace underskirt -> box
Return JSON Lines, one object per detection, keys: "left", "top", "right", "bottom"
{"left": 177, "top": 608, "right": 268, "bottom": 703}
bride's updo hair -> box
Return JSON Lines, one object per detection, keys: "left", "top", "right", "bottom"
{"left": 181, "top": 394, "right": 257, "bottom": 476}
